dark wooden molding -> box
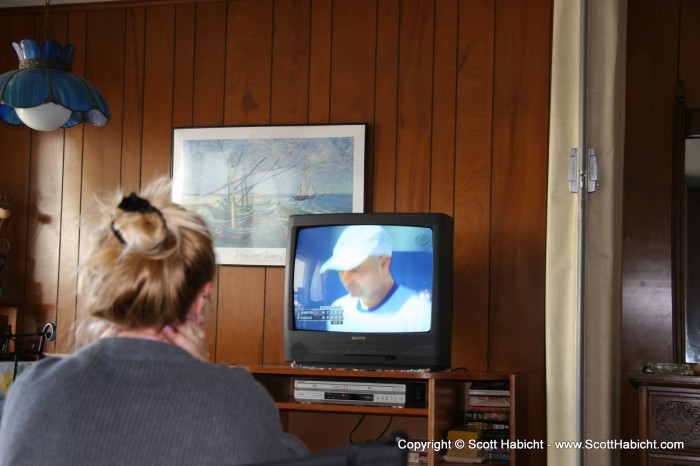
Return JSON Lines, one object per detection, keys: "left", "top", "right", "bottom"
{"left": 630, "top": 372, "right": 700, "bottom": 389}
{"left": 673, "top": 82, "right": 687, "bottom": 363}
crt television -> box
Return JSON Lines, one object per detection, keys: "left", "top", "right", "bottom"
{"left": 283, "top": 212, "right": 454, "bottom": 370}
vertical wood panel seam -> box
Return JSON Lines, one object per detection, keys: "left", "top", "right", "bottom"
{"left": 190, "top": 4, "right": 198, "bottom": 126}
{"left": 55, "top": 131, "right": 67, "bottom": 333}
{"left": 261, "top": 267, "right": 268, "bottom": 363}
{"left": 219, "top": 2, "right": 225, "bottom": 124}
{"left": 372, "top": 0, "right": 381, "bottom": 212}
{"left": 676, "top": 1, "right": 682, "bottom": 80}
{"left": 268, "top": 0, "right": 275, "bottom": 123}
{"left": 371, "top": 0, "right": 378, "bottom": 212}
{"left": 306, "top": 0, "right": 312, "bottom": 124}
{"left": 171, "top": 5, "right": 177, "bottom": 132}
{"left": 328, "top": 0, "right": 334, "bottom": 122}
{"left": 428, "top": 0, "right": 437, "bottom": 212}
{"left": 393, "top": 0, "right": 402, "bottom": 213}
{"left": 326, "top": 0, "right": 334, "bottom": 122}
{"left": 21, "top": 140, "right": 33, "bottom": 332}
{"left": 222, "top": 0, "right": 229, "bottom": 125}
{"left": 451, "top": 0, "right": 459, "bottom": 215}
{"left": 137, "top": 8, "right": 146, "bottom": 188}
{"left": 486, "top": 0, "right": 498, "bottom": 373}
{"left": 213, "top": 269, "right": 218, "bottom": 361}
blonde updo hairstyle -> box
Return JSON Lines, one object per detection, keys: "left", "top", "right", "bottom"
{"left": 79, "top": 178, "right": 215, "bottom": 335}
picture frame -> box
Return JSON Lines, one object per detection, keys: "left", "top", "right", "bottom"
{"left": 172, "top": 125, "right": 366, "bottom": 266}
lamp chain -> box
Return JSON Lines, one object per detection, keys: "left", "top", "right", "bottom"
{"left": 43, "top": 0, "right": 51, "bottom": 43}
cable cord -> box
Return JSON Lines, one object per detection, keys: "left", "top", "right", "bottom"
{"left": 349, "top": 413, "right": 394, "bottom": 444}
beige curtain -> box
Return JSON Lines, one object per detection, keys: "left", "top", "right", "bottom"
{"left": 546, "top": 1, "right": 580, "bottom": 464}
{"left": 546, "top": 1, "right": 626, "bottom": 465}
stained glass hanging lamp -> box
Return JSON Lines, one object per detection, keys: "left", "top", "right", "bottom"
{"left": 0, "top": 0, "right": 110, "bottom": 131}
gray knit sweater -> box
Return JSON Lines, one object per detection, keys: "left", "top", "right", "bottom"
{"left": 0, "top": 337, "right": 307, "bottom": 465}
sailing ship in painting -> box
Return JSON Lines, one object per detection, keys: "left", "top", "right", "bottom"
{"left": 207, "top": 162, "right": 261, "bottom": 242}
{"left": 200, "top": 155, "right": 285, "bottom": 244}
{"left": 292, "top": 171, "right": 315, "bottom": 200}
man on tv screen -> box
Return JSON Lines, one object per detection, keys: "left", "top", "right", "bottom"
{"left": 319, "top": 225, "right": 431, "bottom": 333}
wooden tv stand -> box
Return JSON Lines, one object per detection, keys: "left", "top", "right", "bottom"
{"left": 247, "top": 365, "right": 516, "bottom": 465}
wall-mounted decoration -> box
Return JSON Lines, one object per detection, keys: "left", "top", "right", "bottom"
{"left": 172, "top": 125, "right": 366, "bottom": 266}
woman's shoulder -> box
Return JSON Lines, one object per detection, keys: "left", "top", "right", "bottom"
{"left": 195, "top": 364, "right": 269, "bottom": 396}
{"left": 3, "top": 355, "right": 70, "bottom": 402}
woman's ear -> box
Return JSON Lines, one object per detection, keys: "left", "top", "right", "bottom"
{"left": 192, "top": 281, "right": 213, "bottom": 323}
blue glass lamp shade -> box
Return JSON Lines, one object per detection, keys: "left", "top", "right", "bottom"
{"left": 0, "top": 40, "right": 110, "bottom": 131}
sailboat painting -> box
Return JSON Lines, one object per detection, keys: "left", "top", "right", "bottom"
{"left": 172, "top": 125, "right": 365, "bottom": 266}
{"left": 293, "top": 172, "right": 315, "bottom": 200}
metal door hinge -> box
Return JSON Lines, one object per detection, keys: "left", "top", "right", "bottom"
{"left": 569, "top": 148, "right": 598, "bottom": 193}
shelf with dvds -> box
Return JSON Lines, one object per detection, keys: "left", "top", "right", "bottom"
{"left": 246, "top": 365, "right": 516, "bottom": 465}
{"left": 444, "top": 380, "right": 513, "bottom": 464}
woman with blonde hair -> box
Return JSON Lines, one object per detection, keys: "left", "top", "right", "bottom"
{"left": 0, "top": 178, "right": 307, "bottom": 465}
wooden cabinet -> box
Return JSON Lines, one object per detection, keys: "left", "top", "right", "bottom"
{"left": 630, "top": 372, "right": 700, "bottom": 466}
{"left": 247, "top": 365, "right": 516, "bottom": 465}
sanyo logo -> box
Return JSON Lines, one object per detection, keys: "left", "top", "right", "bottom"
{"left": 351, "top": 336, "right": 366, "bottom": 341}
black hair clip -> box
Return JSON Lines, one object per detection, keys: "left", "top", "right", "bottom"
{"left": 111, "top": 221, "right": 126, "bottom": 245}
{"left": 111, "top": 193, "right": 163, "bottom": 245}
{"left": 118, "top": 193, "right": 159, "bottom": 214}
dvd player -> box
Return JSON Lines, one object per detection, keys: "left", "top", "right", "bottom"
{"left": 294, "top": 380, "right": 426, "bottom": 408}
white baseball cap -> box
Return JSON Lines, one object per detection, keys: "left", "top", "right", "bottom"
{"left": 320, "top": 225, "right": 393, "bottom": 272}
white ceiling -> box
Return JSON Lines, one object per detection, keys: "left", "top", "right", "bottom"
{"left": 1, "top": 0, "right": 119, "bottom": 7}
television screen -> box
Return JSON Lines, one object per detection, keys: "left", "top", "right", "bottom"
{"left": 284, "top": 212, "right": 453, "bottom": 370}
{"left": 292, "top": 224, "right": 434, "bottom": 333}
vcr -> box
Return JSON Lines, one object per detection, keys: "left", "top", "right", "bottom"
{"left": 293, "top": 379, "right": 426, "bottom": 408}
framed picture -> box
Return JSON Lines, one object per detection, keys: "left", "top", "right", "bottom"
{"left": 172, "top": 124, "right": 366, "bottom": 266}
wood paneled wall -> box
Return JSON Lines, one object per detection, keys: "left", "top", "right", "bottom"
{"left": 622, "top": 1, "right": 700, "bottom": 465}
{"left": 0, "top": 1, "right": 551, "bottom": 463}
